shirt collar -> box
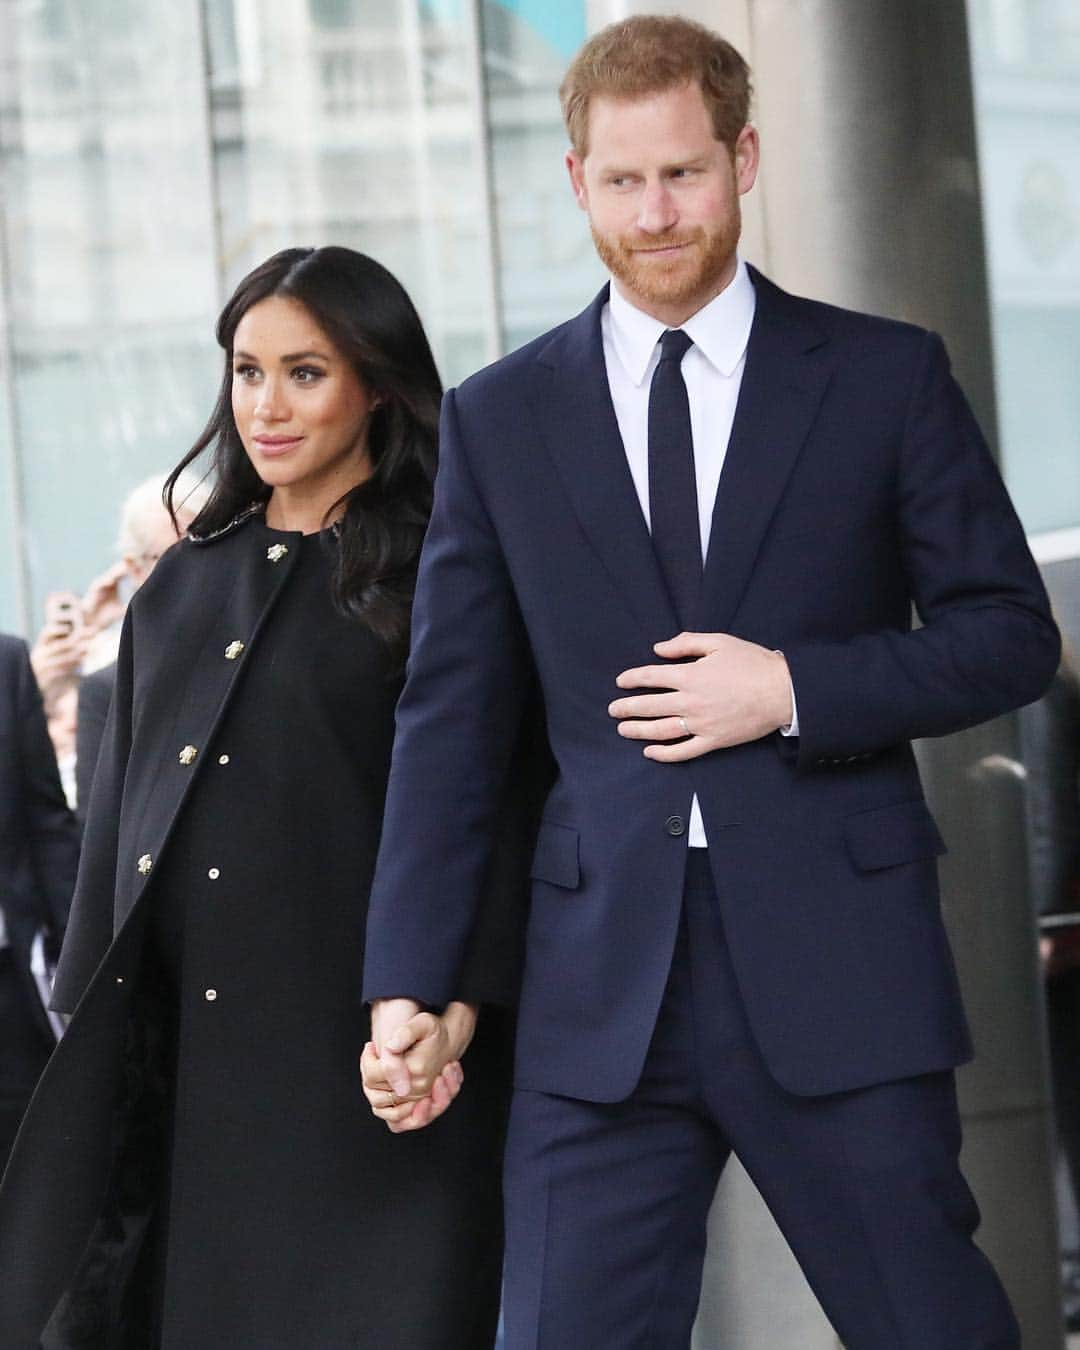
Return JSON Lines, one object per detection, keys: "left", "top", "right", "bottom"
{"left": 607, "top": 257, "right": 756, "bottom": 386}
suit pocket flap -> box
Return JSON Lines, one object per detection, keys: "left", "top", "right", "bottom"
{"left": 843, "top": 799, "right": 947, "bottom": 872}
{"left": 529, "top": 820, "right": 580, "bottom": 889}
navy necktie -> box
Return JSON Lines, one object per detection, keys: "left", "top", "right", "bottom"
{"left": 648, "top": 328, "right": 701, "bottom": 629}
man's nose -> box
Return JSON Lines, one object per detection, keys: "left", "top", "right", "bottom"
{"left": 637, "top": 180, "right": 678, "bottom": 234}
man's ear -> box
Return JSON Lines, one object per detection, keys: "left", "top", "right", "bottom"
{"left": 566, "top": 150, "right": 588, "bottom": 212}
{"left": 733, "top": 124, "right": 760, "bottom": 196}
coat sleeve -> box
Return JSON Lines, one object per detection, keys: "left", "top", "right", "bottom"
{"left": 783, "top": 331, "right": 1060, "bottom": 768}
{"left": 12, "top": 639, "right": 79, "bottom": 944}
{"left": 51, "top": 616, "right": 135, "bottom": 1014}
{"left": 455, "top": 681, "right": 555, "bottom": 1006}
{"left": 363, "top": 386, "right": 535, "bottom": 1008}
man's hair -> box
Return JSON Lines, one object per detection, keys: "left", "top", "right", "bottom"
{"left": 560, "top": 15, "right": 752, "bottom": 158}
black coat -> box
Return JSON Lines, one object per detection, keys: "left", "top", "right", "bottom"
{"left": 0, "top": 634, "right": 78, "bottom": 1044}
{"left": 0, "top": 517, "right": 545, "bottom": 1349}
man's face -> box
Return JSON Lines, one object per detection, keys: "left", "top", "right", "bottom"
{"left": 567, "top": 82, "right": 759, "bottom": 324}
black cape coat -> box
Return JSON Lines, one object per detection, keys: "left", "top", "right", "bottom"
{"left": 0, "top": 512, "right": 546, "bottom": 1349}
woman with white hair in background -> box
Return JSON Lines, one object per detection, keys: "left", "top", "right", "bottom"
{"left": 75, "top": 471, "right": 209, "bottom": 825}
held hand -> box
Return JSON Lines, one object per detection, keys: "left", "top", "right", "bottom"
{"left": 369, "top": 997, "right": 423, "bottom": 1099}
{"left": 361, "top": 1042, "right": 464, "bottom": 1133}
{"left": 362, "top": 1001, "right": 477, "bottom": 1133}
{"left": 609, "top": 632, "right": 793, "bottom": 762}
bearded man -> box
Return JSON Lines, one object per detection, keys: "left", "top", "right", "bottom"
{"left": 363, "top": 16, "right": 1056, "bottom": 1347}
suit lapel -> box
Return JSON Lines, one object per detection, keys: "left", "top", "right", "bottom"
{"left": 531, "top": 287, "right": 679, "bottom": 643}
{"left": 698, "top": 268, "right": 833, "bottom": 632}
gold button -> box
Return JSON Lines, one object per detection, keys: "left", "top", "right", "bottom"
{"left": 205, "top": 989, "right": 218, "bottom": 1002}
{"left": 179, "top": 744, "right": 198, "bottom": 766}
{"left": 224, "top": 640, "right": 245, "bottom": 661}
{"left": 137, "top": 853, "right": 153, "bottom": 875}
{"left": 218, "top": 754, "right": 230, "bottom": 766}
{"left": 208, "top": 867, "right": 220, "bottom": 880}
{"left": 267, "top": 543, "right": 289, "bottom": 562}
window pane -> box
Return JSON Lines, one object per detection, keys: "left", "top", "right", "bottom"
{"left": 482, "top": 0, "right": 604, "bottom": 352}
{"left": 968, "top": 0, "right": 1080, "bottom": 536}
{"left": 0, "top": 0, "right": 220, "bottom": 631}
{"left": 204, "top": 0, "right": 495, "bottom": 386}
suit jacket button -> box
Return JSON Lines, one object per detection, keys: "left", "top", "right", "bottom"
{"left": 665, "top": 815, "right": 686, "bottom": 837}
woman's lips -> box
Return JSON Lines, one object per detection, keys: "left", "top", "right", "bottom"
{"left": 254, "top": 435, "right": 303, "bottom": 457}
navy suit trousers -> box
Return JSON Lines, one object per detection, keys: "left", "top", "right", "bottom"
{"left": 502, "top": 852, "right": 1020, "bottom": 1349}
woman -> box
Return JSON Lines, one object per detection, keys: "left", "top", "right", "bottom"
{"left": 0, "top": 247, "right": 536, "bottom": 1349}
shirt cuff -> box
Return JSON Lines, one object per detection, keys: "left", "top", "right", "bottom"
{"left": 779, "top": 668, "right": 799, "bottom": 738}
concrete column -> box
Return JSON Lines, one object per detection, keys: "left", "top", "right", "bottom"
{"left": 582, "top": 1, "right": 1063, "bottom": 1344}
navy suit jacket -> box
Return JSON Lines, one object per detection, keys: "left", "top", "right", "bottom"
{"left": 364, "top": 268, "right": 1059, "bottom": 1102}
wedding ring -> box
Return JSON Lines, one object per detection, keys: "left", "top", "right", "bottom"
{"left": 678, "top": 716, "right": 690, "bottom": 736}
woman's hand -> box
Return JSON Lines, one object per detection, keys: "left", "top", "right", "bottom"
{"left": 361, "top": 1002, "right": 477, "bottom": 1133}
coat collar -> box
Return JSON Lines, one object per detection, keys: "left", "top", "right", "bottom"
{"left": 698, "top": 265, "right": 833, "bottom": 633}
{"left": 530, "top": 265, "right": 833, "bottom": 643}
{"left": 187, "top": 500, "right": 267, "bottom": 544}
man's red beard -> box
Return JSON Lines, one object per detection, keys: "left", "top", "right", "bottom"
{"left": 591, "top": 215, "right": 740, "bottom": 310}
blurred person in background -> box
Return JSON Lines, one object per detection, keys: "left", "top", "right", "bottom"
{"left": 0, "top": 246, "right": 536, "bottom": 1350}
{"left": 41, "top": 674, "right": 79, "bottom": 811}
{"left": 26, "top": 470, "right": 207, "bottom": 823}
{"left": 0, "top": 634, "right": 79, "bottom": 1175}
{"left": 1019, "top": 643, "right": 1080, "bottom": 1330}
{"left": 28, "top": 593, "right": 92, "bottom": 724}
{"left": 76, "top": 471, "right": 209, "bottom": 827}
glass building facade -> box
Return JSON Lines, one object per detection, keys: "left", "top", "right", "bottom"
{"left": 0, "top": 0, "right": 602, "bottom": 634}
{"left": 968, "top": 0, "right": 1080, "bottom": 543}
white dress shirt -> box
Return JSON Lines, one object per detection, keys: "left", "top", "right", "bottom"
{"left": 600, "top": 259, "right": 797, "bottom": 847}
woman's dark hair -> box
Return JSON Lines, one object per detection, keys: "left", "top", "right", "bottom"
{"left": 165, "top": 246, "right": 442, "bottom": 654}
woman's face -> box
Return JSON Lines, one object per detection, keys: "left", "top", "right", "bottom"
{"left": 231, "top": 295, "right": 377, "bottom": 506}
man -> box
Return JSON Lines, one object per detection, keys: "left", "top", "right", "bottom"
{"left": 0, "top": 634, "right": 78, "bottom": 1173}
{"left": 363, "top": 16, "right": 1058, "bottom": 1347}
